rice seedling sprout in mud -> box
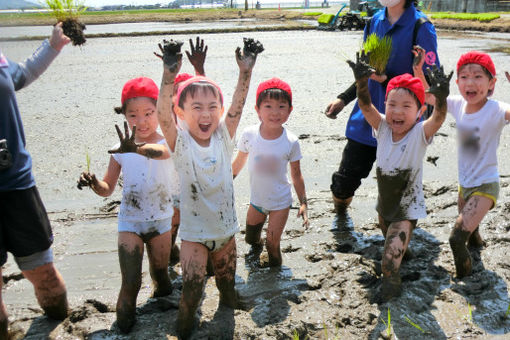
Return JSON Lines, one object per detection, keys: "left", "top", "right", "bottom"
{"left": 43, "top": 0, "right": 87, "bottom": 45}
{"left": 322, "top": 322, "right": 340, "bottom": 340}
{"left": 404, "top": 315, "right": 430, "bottom": 334}
{"left": 292, "top": 329, "right": 310, "bottom": 340}
{"left": 380, "top": 307, "right": 392, "bottom": 338}
{"left": 505, "top": 302, "right": 510, "bottom": 318}
{"left": 86, "top": 150, "right": 90, "bottom": 173}
{"left": 362, "top": 33, "right": 392, "bottom": 75}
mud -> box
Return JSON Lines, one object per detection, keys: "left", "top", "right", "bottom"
{"left": 2, "top": 30, "right": 510, "bottom": 339}
{"left": 61, "top": 18, "right": 86, "bottom": 46}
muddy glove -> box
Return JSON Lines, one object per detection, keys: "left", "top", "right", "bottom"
{"left": 0, "top": 139, "right": 12, "bottom": 171}
{"left": 347, "top": 50, "right": 375, "bottom": 82}
{"left": 426, "top": 65, "right": 453, "bottom": 103}
{"left": 154, "top": 39, "right": 183, "bottom": 72}
{"left": 108, "top": 122, "right": 146, "bottom": 154}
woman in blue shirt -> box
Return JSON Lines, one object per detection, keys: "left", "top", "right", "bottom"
{"left": 325, "top": 0, "right": 439, "bottom": 213}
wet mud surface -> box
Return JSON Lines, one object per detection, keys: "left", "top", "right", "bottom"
{"left": 2, "top": 30, "right": 510, "bottom": 339}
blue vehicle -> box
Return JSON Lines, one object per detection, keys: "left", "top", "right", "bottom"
{"left": 318, "top": 1, "right": 380, "bottom": 31}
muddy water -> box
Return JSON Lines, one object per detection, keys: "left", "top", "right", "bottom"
{"left": 2, "top": 29, "right": 510, "bottom": 339}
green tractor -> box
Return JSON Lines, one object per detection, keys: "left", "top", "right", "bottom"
{"left": 318, "top": 1, "right": 380, "bottom": 31}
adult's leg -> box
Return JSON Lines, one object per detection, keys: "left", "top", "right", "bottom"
{"left": 177, "top": 241, "right": 208, "bottom": 339}
{"left": 449, "top": 195, "right": 492, "bottom": 278}
{"left": 380, "top": 220, "right": 413, "bottom": 301}
{"left": 265, "top": 208, "right": 290, "bottom": 267}
{"left": 210, "top": 237, "right": 238, "bottom": 308}
{"left": 330, "top": 139, "right": 376, "bottom": 213}
{"left": 146, "top": 231, "right": 172, "bottom": 297}
{"left": 245, "top": 205, "right": 267, "bottom": 247}
{"left": 22, "top": 262, "right": 68, "bottom": 320}
{"left": 116, "top": 232, "right": 144, "bottom": 333}
{"left": 0, "top": 268, "right": 8, "bottom": 340}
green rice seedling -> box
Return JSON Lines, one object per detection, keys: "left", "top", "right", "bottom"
{"left": 380, "top": 308, "right": 392, "bottom": 338}
{"left": 404, "top": 315, "right": 429, "bottom": 334}
{"left": 468, "top": 303, "right": 473, "bottom": 323}
{"left": 86, "top": 150, "right": 90, "bottom": 173}
{"left": 362, "top": 33, "right": 393, "bottom": 75}
{"left": 505, "top": 302, "right": 510, "bottom": 318}
{"left": 292, "top": 329, "right": 299, "bottom": 340}
{"left": 43, "top": 0, "right": 87, "bottom": 45}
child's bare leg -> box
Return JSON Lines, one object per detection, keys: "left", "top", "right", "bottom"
{"left": 449, "top": 195, "right": 492, "bottom": 278}
{"left": 117, "top": 232, "right": 144, "bottom": 333}
{"left": 378, "top": 215, "right": 413, "bottom": 261}
{"left": 245, "top": 205, "right": 266, "bottom": 247}
{"left": 210, "top": 237, "right": 238, "bottom": 308}
{"left": 458, "top": 194, "right": 485, "bottom": 248}
{"left": 381, "top": 220, "right": 413, "bottom": 301}
{"left": 265, "top": 208, "right": 290, "bottom": 267}
{"left": 177, "top": 241, "right": 207, "bottom": 339}
{"left": 146, "top": 231, "right": 172, "bottom": 297}
{"left": 0, "top": 268, "right": 8, "bottom": 340}
{"left": 170, "top": 208, "right": 180, "bottom": 264}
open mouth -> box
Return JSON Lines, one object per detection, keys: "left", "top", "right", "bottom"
{"left": 392, "top": 120, "right": 404, "bottom": 126}
{"left": 199, "top": 123, "right": 211, "bottom": 132}
{"left": 465, "top": 91, "right": 477, "bottom": 98}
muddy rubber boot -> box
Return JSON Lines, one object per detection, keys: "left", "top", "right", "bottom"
{"left": 380, "top": 273, "right": 402, "bottom": 303}
{"left": 333, "top": 195, "right": 352, "bottom": 215}
{"left": 467, "top": 227, "right": 485, "bottom": 249}
{"left": 449, "top": 229, "right": 472, "bottom": 278}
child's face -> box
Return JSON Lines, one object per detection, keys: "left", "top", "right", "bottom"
{"left": 124, "top": 97, "right": 159, "bottom": 141}
{"left": 255, "top": 97, "right": 292, "bottom": 130}
{"left": 385, "top": 88, "right": 423, "bottom": 139}
{"left": 178, "top": 88, "right": 223, "bottom": 146}
{"left": 456, "top": 64, "right": 496, "bottom": 105}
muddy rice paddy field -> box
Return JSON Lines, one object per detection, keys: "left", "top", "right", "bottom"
{"left": 2, "top": 29, "right": 510, "bottom": 339}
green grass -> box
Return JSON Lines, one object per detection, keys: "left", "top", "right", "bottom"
{"left": 362, "top": 33, "right": 392, "bottom": 74}
{"left": 303, "top": 11, "right": 322, "bottom": 16}
{"left": 317, "top": 13, "right": 334, "bottom": 24}
{"left": 430, "top": 12, "right": 500, "bottom": 22}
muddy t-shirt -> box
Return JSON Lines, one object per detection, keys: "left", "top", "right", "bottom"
{"left": 112, "top": 139, "right": 176, "bottom": 222}
{"left": 374, "top": 118, "right": 431, "bottom": 222}
{"left": 0, "top": 40, "right": 59, "bottom": 191}
{"left": 448, "top": 95, "right": 509, "bottom": 188}
{"left": 237, "top": 124, "right": 302, "bottom": 211}
{"left": 172, "top": 120, "right": 239, "bottom": 242}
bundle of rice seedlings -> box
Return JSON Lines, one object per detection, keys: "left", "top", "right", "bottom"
{"left": 362, "top": 33, "right": 392, "bottom": 75}
{"left": 44, "top": 0, "right": 87, "bottom": 46}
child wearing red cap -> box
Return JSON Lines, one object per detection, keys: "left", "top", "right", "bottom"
{"left": 77, "top": 77, "right": 177, "bottom": 333}
{"left": 417, "top": 51, "right": 510, "bottom": 279}
{"left": 232, "top": 77, "right": 309, "bottom": 267}
{"left": 154, "top": 38, "right": 261, "bottom": 339}
{"left": 348, "top": 51, "right": 452, "bottom": 301}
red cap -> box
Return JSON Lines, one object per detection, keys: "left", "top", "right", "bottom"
{"left": 174, "top": 73, "right": 193, "bottom": 85}
{"left": 457, "top": 51, "right": 496, "bottom": 77}
{"left": 175, "top": 76, "right": 223, "bottom": 107}
{"left": 121, "top": 77, "right": 159, "bottom": 105}
{"left": 256, "top": 77, "right": 292, "bottom": 105}
{"left": 386, "top": 73, "right": 425, "bottom": 106}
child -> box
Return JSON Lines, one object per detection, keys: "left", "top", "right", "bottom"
{"left": 417, "top": 51, "right": 510, "bottom": 278}
{"left": 77, "top": 77, "right": 177, "bottom": 333}
{"left": 347, "top": 51, "right": 451, "bottom": 301}
{"left": 154, "top": 39, "right": 260, "bottom": 339}
{"left": 232, "top": 77, "right": 309, "bottom": 267}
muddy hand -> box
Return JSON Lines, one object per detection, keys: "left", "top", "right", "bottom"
{"left": 108, "top": 122, "right": 146, "bottom": 154}
{"left": 154, "top": 39, "right": 183, "bottom": 72}
{"left": 77, "top": 171, "right": 97, "bottom": 190}
{"left": 298, "top": 205, "right": 309, "bottom": 229}
{"left": 347, "top": 50, "right": 375, "bottom": 81}
{"left": 426, "top": 65, "right": 453, "bottom": 102}
{"left": 186, "top": 36, "right": 207, "bottom": 75}
{"left": 412, "top": 45, "right": 426, "bottom": 69}
{"left": 236, "top": 38, "right": 264, "bottom": 71}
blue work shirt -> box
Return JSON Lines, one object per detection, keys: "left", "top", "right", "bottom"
{"left": 345, "top": 4, "right": 440, "bottom": 147}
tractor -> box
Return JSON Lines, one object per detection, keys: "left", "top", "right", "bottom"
{"left": 317, "top": 0, "right": 380, "bottom": 31}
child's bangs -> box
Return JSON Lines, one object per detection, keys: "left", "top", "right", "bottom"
{"left": 257, "top": 88, "right": 291, "bottom": 107}
{"left": 178, "top": 82, "right": 223, "bottom": 108}
{"left": 390, "top": 88, "right": 422, "bottom": 110}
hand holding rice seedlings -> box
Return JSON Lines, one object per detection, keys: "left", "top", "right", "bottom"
{"left": 43, "top": 0, "right": 87, "bottom": 45}
{"left": 362, "top": 33, "right": 392, "bottom": 75}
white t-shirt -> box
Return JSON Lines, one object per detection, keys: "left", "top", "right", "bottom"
{"left": 374, "top": 118, "right": 431, "bottom": 222}
{"left": 173, "top": 120, "right": 239, "bottom": 242}
{"left": 112, "top": 139, "right": 178, "bottom": 222}
{"left": 448, "top": 95, "right": 509, "bottom": 187}
{"left": 237, "top": 124, "right": 302, "bottom": 210}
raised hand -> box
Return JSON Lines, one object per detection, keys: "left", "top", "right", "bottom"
{"left": 236, "top": 38, "right": 264, "bottom": 72}
{"left": 347, "top": 50, "right": 375, "bottom": 82}
{"left": 426, "top": 65, "right": 453, "bottom": 102}
{"left": 186, "top": 36, "right": 207, "bottom": 75}
{"left": 154, "top": 39, "right": 183, "bottom": 73}
{"left": 108, "top": 122, "right": 146, "bottom": 154}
